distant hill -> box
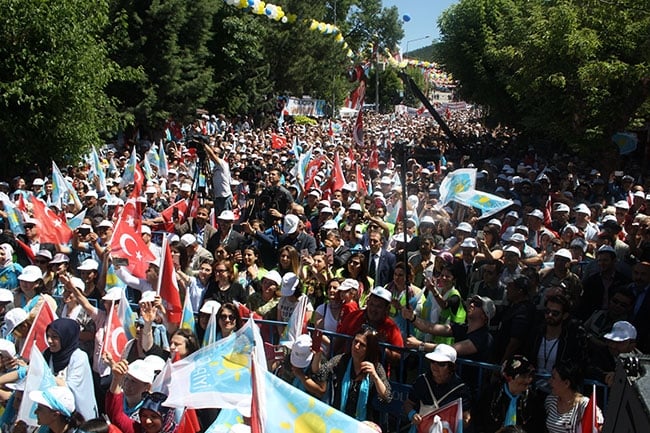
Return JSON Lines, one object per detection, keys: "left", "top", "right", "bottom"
{"left": 404, "top": 42, "right": 443, "bottom": 64}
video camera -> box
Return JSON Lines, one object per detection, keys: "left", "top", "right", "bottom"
{"left": 186, "top": 134, "right": 209, "bottom": 160}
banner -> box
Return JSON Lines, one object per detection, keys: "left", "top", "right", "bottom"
{"left": 283, "top": 97, "right": 326, "bottom": 117}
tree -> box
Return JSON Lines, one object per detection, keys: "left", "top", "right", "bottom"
{"left": 0, "top": 0, "right": 119, "bottom": 175}
{"left": 438, "top": 0, "right": 650, "bottom": 154}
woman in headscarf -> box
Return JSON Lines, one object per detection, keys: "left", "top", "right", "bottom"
{"left": 0, "top": 244, "right": 22, "bottom": 291}
{"left": 44, "top": 318, "right": 98, "bottom": 421}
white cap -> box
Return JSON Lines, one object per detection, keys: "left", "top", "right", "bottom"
{"left": 218, "top": 210, "right": 236, "bottom": 221}
{"left": 554, "top": 203, "right": 570, "bottom": 213}
{"left": 338, "top": 279, "right": 359, "bottom": 292}
{"left": 487, "top": 218, "right": 503, "bottom": 228}
{"left": 349, "top": 203, "right": 362, "bottom": 212}
{"left": 503, "top": 245, "right": 521, "bottom": 258}
{"left": 554, "top": 248, "right": 573, "bottom": 260}
{"left": 506, "top": 210, "right": 519, "bottom": 219}
{"left": 614, "top": 200, "right": 630, "bottom": 210}
{"left": 280, "top": 272, "right": 299, "bottom": 296}
{"left": 0, "top": 339, "right": 16, "bottom": 358}
{"left": 69, "top": 277, "right": 85, "bottom": 292}
{"left": 18, "top": 265, "right": 43, "bottom": 282}
{"left": 4, "top": 308, "right": 28, "bottom": 334}
{"left": 145, "top": 186, "right": 157, "bottom": 195}
{"left": 262, "top": 270, "right": 282, "bottom": 286}
{"left": 420, "top": 215, "right": 435, "bottom": 225}
{"left": 456, "top": 222, "right": 472, "bottom": 232}
{"left": 97, "top": 220, "right": 114, "bottom": 229}
{"left": 0, "top": 289, "right": 14, "bottom": 303}
{"left": 574, "top": 204, "right": 591, "bottom": 215}
{"left": 425, "top": 344, "right": 457, "bottom": 363}
{"left": 370, "top": 287, "right": 392, "bottom": 303}
{"left": 604, "top": 321, "right": 637, "bottom": 342}
{"left": 283, "top": 214, "right": 300, "bottom": 235}
{"left": 29, "top": 386, "right": 76, "bottom": 416}
{"left": 85, "top": 190, "right": 98, "bottom": 198}
{"left": 128, "top": 359, "right": 155, "bottom": 384}
{"left": 510, "top": 233, "right": 526, "bottom": 243}
{"left": 320, "top": 206, "right": 333, "bottom": 214}
{"left": 32, "top": 178, "right": 44, "bottom": 186}
{"left": 141, "top": 225, "right": 151, "bottom": 235}
{"left": 140, "top": 291, "right": 156, "bottom": 303}
{"left": 290, "top": 334, "right": 314, "bottom": 369}
{"left": 180, "top": 183, "right": 192, "bottom": 192}
{"left": 527, "top": 209, "right": 544, "bottom": 219}
{"left": 321, "top": 219, "right": 338, "bottom": 230}
{"left": 102, "top": 287, "right": 123, "bottom": 301}
{"left": 200, "top": 300, "right": 221, "bottom": 315}
{"left": 143, "top": 355, "right": 166, "bottom": 373}
{"left": 77, "top": 258, "right": 99, "bottom": 271}
{"left": 180, "top": 233, "right": 198, "bottom": 247}
{"left": 460, "top": 238, "right": 478, "bottom": 249}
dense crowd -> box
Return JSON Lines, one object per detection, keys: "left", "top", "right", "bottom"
{"left": 0, "top": 109, "right": 646, "bottom": 433}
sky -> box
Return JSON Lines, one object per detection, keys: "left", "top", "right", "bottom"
{"left": 383, "top": 0, "right": 458, "bottom": 52}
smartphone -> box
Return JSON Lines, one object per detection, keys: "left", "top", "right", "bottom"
{"left": 300, "top": 248, "right": 309, "bottom": 258}
{"left": 476, "top": 230, "right": 485, "bottom": 241}
{"left": 113, "top": 257, "right": 129, "bottom": 266}
{"left": 172, "top": 207, "right": 179, "bottom": 220}
{"left": 78, "top": 228, "right": 90, "bottom": 236}
{"left": 614, "top": 171, "right": 624, "bottom": 177}
{"left": 311, "top": 329, "right": 323, "bottom": 352}
{"left": 326, "top": 247, "right": 334, "bottom": 265}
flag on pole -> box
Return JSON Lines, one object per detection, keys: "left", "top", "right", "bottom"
{"left": 17, "top": 345, "right": 57, "bottom": 426}
{"left": 157, "top": 237, "right": 182, "bottom": 324}
{"left": 117, "top": 286, "right": 138, "bottom": 341}
{"left": 50, "top": 161, "right": 82, "bottom": 210}
{"left": 90, "top": 146, "right": 108, "bottom": 194}
{"left": 328, "top": 151, "right": 346, "bottom": 194}
{"left": 202, "top": 310, "right": 218, "bottom": 347}
{"left": 417, "top": 398, "right": 463, "bottom": 433}
{"left": 180, "top": 286, "right": 196, "bottom": 336}
{"left": 30, "top": 197, "right": 73, "bottom": 244}
{"left": 439, "top": 168, "right": 477, "bottom": 205}
{"left": 20, "top": 301, "right": 57, "bottom": 361}
{"left": 279, "top": 295, "right": 308, "bottom": 348}
{"left": 158, "top": 140, "right": 169, "bottom": 177}
{"left": 0, "top": 192, "right": 25, "bottom": 235}
{"left": 102, "top": 301, "right": 127, "bottom": 360}
{"left": 66, "top": 208, "right": 87, "bottom": 231}
{"left": 580, "top": 384, "right": 602, "bottom": 433}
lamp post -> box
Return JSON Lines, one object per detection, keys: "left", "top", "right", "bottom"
{"left": 405, "top": 35, "right": 430, "bottom": 57}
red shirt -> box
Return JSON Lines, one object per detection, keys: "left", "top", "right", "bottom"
{"left": 336, "top": 309, "right": 404, "bottom": 348}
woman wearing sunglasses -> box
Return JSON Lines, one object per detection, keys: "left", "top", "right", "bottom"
{"left": 216, "top": 303, "right": 243, "bottom": 340}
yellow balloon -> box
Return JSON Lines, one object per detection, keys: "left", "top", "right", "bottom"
{"left": 334, "top": 33, "right": 343, "bottom": 43}
{"left": 309, "top": 20, "right": 318, "bottom": 31}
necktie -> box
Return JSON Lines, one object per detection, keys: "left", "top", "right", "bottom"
{"left": 369, "top": 254, "right": 378, "bottom": 279}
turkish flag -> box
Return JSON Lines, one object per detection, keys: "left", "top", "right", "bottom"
{"left": 111, "top": 200, "right": 155, "bottom": 278}
{"left": 20, "top": 301, "right": 57, "bottom": 361}
{"left": 30, "top": 197, "right": 73, "bottom": 244}
{"left": 158, "top": 238, "right": 182, "bottom": 324}
{"left": 368, "top": 147, "right": 379, "bottom": 171}
{"left": 581, "top": 385, "right": 601, "bottom": 433}
{"left": 161, "top": 199, "right": 189, "bottom": 223}
{"left": 329, "top": 151, "right": 346, "bottom": 193}
{"left": 102, "top": 301, "right": 127, "bottom": 360}
{"left": 303, "top": 155, "right": 326, "bottom": 191}
{"left": 356, "top": 163, "right": 367, "bottom": 195}
{"left": 271, "top": 133, "right": 287, "bottom": 150}
{"left": 418, "top": 398, "right": 463, "bottom": 433}
{"left": 352, "top": 108, "right": 364, "bottom": 147}
{"left": 176, "top": 409, "right": 201, "bottom": 433}
{"left": 128, "top": 164, "right": 145, "bottom": 199}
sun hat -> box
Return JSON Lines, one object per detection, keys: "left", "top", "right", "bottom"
{"left": 425, "top": 344, "right": 457, "bottom": 363}
{"left": 29, "top": 386, "right": 75, "bottom": 417}
{"left": 289, "top": 334, "right": 314, "bottom": 369}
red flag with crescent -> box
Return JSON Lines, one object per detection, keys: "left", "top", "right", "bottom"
{"left": 110, "top": 199, "right": 155, "bottom": 278}
{"left": 30, "top": 197, "right": 72, "bottom": 244}
{"left": 20, "top": 301, "right": 56, "bottom": 361}
{"left": 102, "top": 301, "right": 127, "bottom": 360}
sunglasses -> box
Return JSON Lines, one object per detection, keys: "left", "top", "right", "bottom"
{"left": 544, "top": 308, "right": 562, "bottom": 318}
{"left": 219, "top": 314, "right": 235, "bottom": 321}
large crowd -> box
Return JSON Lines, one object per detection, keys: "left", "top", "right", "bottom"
{"left": 0, "top": 108, "right": 646, "bottom": 433}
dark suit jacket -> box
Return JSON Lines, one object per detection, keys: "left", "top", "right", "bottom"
{"left": 631, "top": 285, "right": 650, "bottom": 353}
{"left": 577, "top": 271, "right": 630, "bottom": 320}
{"left": 451, "top": 259, "right": 482, "bottom": 300}
{"left": 364, "top": 248, "right": 396, "bottom": 288}
{"left": 175, "top": 218, "right": 218, "bottom": 249}
{"left": 207, "top": 229, "right": 247, "bottom": 255}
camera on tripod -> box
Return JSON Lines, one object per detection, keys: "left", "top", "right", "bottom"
{"left": 186, "top": 134, "right": 209, "bottom": 160}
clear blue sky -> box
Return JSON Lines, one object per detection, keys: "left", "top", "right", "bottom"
{"left": 383, "top": 0, "right": 458, "bottom": 52}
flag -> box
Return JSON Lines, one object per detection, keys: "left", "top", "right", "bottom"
{"left": 279, "top": 295, "right": 308, "bottom": 348}
{"left": 90, "top": 146, "right": 108, "bottom": 194}
{"left": 117, "top": 285, "right": 137, "bottom": 340}
{"left": 157, "top": 237, "right": 182, "bottom": 324}
{"left": 353, "top": 108, "right": 364, "bottom": 147}
{"left": 158, "top": 140, "right": 169, "bottom": 177}
{"left": 15, "top": 238, "right": 35, "bottom": 264}
{"left": 20, "top": 301, "right": 57, "bottom": 361}
{"left": 202, "top": 310, "right": 217, "bottom": 347}
{"left": 120, "top": 150, "right": 138, "bottom": 187}
{"left": 161, "top": 199, "right": 189, "bottom": 223}
{"left": 50, "top": 161, "right": 82, "bottom": 210}
{"left": 180, "top": 286, "right": 196, "bottom": 336}
{"left": 454, "top": 190, "right": 514, "bottom": 220}
{"left": 151, "top": 358, "right": 173, "bottom": 394}
{"left": 0, "top": 192, "right": 25, "bottom": 235}
{"left": 164, "top": 317, "right": 266, "bottom": 410}
{"left": 356, "top": 164, "right": 367, "bottom": 195}
{"left": 207, "top": 408, "right": 246, "bottom": 433}
{"left": 613, "top": 132, "right": 638, "bottom": 155}
{"left": 142, "top": 154, "right": 155, "bottom": 180}
{"left": 251, "top": 352, "right": 376, "bottom": 433}
{"left": 303, "top": 155, "right": 326, "bottom": 191}
{"left": 368, "top": 147, "right": 379, "bottom": 171}
{"left": 386, "top": 199, "right": 401, "bottom": 225}
{"left": 439, "top": 168, "right": 477, "bottom": 205}
{"left": 271, "top": 133, "right": 287, "bottom": 150}
{"left": 30, "top": 197, "right": 73, "bottom": 244}
{"left": 417, "top": 398, "right": 463, "bottom": 433}
{"left": 102, "top": 301, "right": 127, "bottom": 360}
{"left": 580, "top": 384, "right": 601, "bottom": 433}
{"left": 17, "top": 345, "right": 57, "bottom": 426}
{"left": 110, "top": 199, "right": 154, "bottom": 278}
{"left": 177, "top": 408, "right": 201, "bottom": 433}
{"left": 328, "top": 152, "right": 346, "bottom": 194}
{"left": 67, "top": 208, "right": 87, "bottom": 231}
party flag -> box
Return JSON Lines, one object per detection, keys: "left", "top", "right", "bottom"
{"left": 117, "top": 285, "right": 138, "bottom": 341}
{"left": 417, "top": 398, "right": 463, "bottom": 433}
{"left": 17, "top": 345, "right": 57, "bottom": 426}
{"left": 158, "top": 139, "right": 169, "bottom": 177}
{"left": 207, "top": 408, "right": 246, "bottom": 433}
{"left": 67, "top": 208, "right": 87, "bottom": 231}
{"left": 180, "top": 286, "right": 196, "bottom": 336}
{"left": 279, "top": 295, "right": 308, "bottom": 349}
{"left": 164, "top": 317, "right": 266, "bottom": 411}
{"left": 455, "top": 190, "right": 514, "bottom": 219}
{"left": 90, "top": 146, "right": 108, "bottom": 194}
{"left": 50, "top": 161, "right": 82, "bottom": 210}
{"left": 202, "top": 310, "right": 217, "bottom": 347}
{"left": 438, "top": 168, "right": 476, "bottom": 205}
{"left": 581, "top": 384, "right": 602, "bottom": 433}
{"left": 0, "top": 192, "right": 25, "bottom": 235}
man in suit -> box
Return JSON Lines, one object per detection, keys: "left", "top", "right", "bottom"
{"left": 174, "top": 205, "right": 217, "bottom": 250}
{"left": 451, "top": 237, "right": 482, "bottom": 300}
{"left": 207, "top": 210, "right": 246, "bottom": 256}
{"left": 364, "top": 229, "right": 396, "bottom": 288}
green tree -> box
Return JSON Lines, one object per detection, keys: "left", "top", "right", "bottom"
{"left": 438, "top": 0, "right": 650, "bottom": 153}
{"left": 0, "top": 0, "right": 119, "bottom": 175}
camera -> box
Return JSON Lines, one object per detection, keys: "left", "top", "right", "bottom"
{"left": 186, "top": 134, "right": 209, "bottom": 160}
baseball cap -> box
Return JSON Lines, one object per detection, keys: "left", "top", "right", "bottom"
{"left": 527, "top": 209, "right": 544, "bottom": 219}
{"left": 283, "top": 214, "right": 300, "bottom": 235}
{"left": 554, "top": 203, "right": 570, "bottom": 213}
{"left": 321, "top": 219, "right": 338, "bottom": 230}
{"left": 5, "top": 308, "right": 28, "bottom": 334}
{"left": 141, "top": 225, "right": 151, "bottom": 235}
{"left": 128, "top": 359, "right": 155, "bottom": 384}
{"left": 143, "top": 355, "right": 166, "bottom": 374}
{"left": 425, "top": 344, "right": 457, "bottom": 363}
{"left": 554, "top": 248, "right": 573, "bottom": 260}
{"left": 456, "top": 222, "right": 472, "bottom": 233}
{"left": 349, "top": 203, "right": 362, "bottom": 212}
{"left": 280, "top": 272, "right": 299, "bottom": 296}
{"left": 338, "top": 279, "right": 360, "bottom": 292}
{"left": 102, "top": 287, "right": 123, "bottom": 301}
{"left": 614, "top": 200, "right": 630, "bottom": 210}
{"left": 503, "top": 245, "right": 521, "bottom": 257}
{"left": 85, "top": 190, "right": 98, "bottom": 199}
{"left": 218, "top": 210, "right": 236, "bottom": 221}
{"left": 49, "top": 253, "right": 70, "bottom": 265}
{"left": 18, "top": 265, "right": 43, "bottom": 282}
{"left": 290, "top": 334, "right": 314, "bottom": 369}
{"left": 200, "top": 300, "right": 221, "bottom": 315}
{"left": 574, "top": 204, "right": 591, "bottom": 215}
{"left": 604, "top": 321, "right": 637, "bottom": 342}
{"left": 370, "top": 287, "right": 392, "bottom": 303}
{"left": 0, "top": 338, "right": 16, "bottom": 358}
{"left": 35, "top": 250, "right": 53, "bottom": 261}
{"left": 77, "top": 258, "right": 99, "bottom": 271}
{"left": 469, "top": 295, "right": 495, "bottom": 320}
{"left": 262, "top": 270, "right": 282, "bottom": 286}
{"left": 509, "top": 233, "right": 526, "bottom": 243}
{"left": 460, "top": 238, "right": 478, "bottom": 249}
{"left": 180, "top": 233, "right": 198, "bottom": 247}
{"left": 29, "top": 386, "right": 75, "bottom": 417}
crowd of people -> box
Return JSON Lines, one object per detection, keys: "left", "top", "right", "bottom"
{"left": 0, "top": 107, "right": 646, "bottom": 433}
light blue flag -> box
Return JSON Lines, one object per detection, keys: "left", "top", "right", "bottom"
{"left": 108, "top": 157, "right": 118, "bottom": 176}
{"left": 180, "top": 286, "right": 196, "bottom": 336}
{"left": 164, "top": 317, "right": 266, "bottom": 410}
{"left": 0, "top": 192, "right": 25, "bottom": 235}
{"left": 256, "top": 368, "right": 376, "bottom": 433}
{"left": 142, "top": 155, "right": 154, "bottom": 180}
{"left": 90, "top": 146, "right": 107, "bottom": 194}
{"left": 66, "top": 209, "right": 86, "bottom": 231}
{"left": 158, "top": 140, "right": 169, "bottom": 177}
{"left": 202, "top": 310, "right": 217, "bottom": 347}
{"left": 439, "top": 168, "right": 476, "bottom": 205}
{"left": 206, "top": 408, "right": 246, "bottom": 433}
{"left": 51, "top": 161, "right": 82, "bottom": 210}
{"left": 117, "top": 284, "right": 137, "bottom": 340}
{"left": 455, "top": 190, "right": 514, "bottom": 219}
{"left": 120, "top": 150, "right": 137, "bottom": 187}
{"left": 17, "top": 345, "right": 57, "bottom": 426}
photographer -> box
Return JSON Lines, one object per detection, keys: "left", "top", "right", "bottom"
{"left": 202, "top": 141, "right": 233, "bottom": 217}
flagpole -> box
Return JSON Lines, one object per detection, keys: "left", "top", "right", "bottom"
{"left": 397, "top": 141, "right": 411, "bottom": 335}
{"left": 156, "top": 236, "right": 167, "bottom": 296}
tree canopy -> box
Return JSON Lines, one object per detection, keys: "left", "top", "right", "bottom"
{"left": 438, "top": 0, "right": 650, "bottom": 153}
